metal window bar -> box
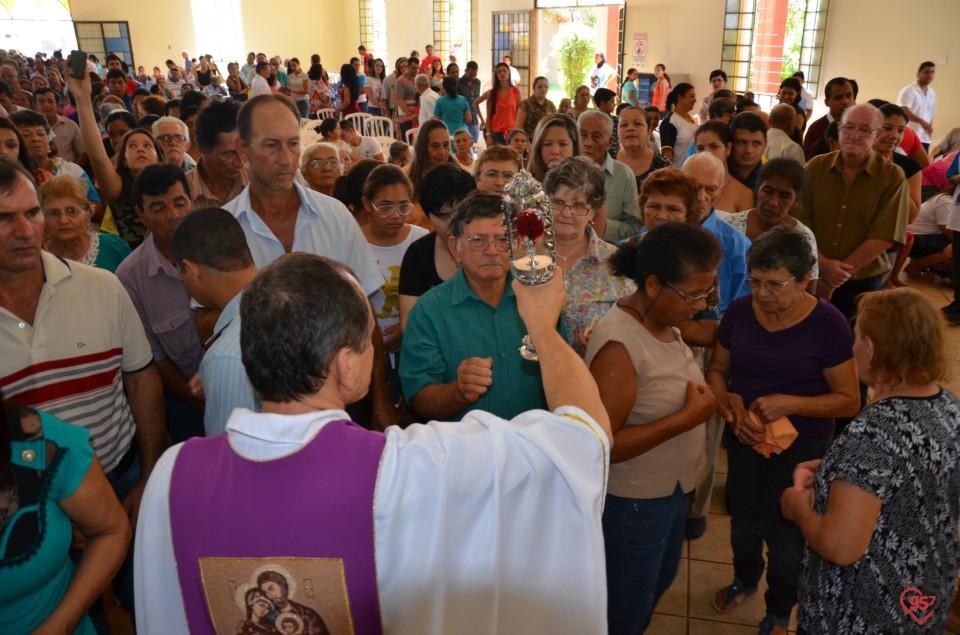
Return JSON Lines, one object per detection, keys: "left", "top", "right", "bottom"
{"left": 492, "top": 10, "right": 531, "bottom": 99}
{"left": 74, "top": 21, "right": 134, "bottom": 69}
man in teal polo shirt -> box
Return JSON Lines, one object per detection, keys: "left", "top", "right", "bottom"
{"left": 401, "top": 191, "right": 556, "bottom": 421}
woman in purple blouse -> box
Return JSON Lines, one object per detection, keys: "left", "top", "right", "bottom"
{"left": 705, "top": 226, "right": 861, "bottom": 635}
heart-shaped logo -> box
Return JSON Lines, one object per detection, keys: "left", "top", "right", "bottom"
{"left": 900, "top": 586, "right": 936, "bottom": 625}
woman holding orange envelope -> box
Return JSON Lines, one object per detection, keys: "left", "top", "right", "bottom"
{"left": 705, "top": 226, "right": 860, "bottom": 635}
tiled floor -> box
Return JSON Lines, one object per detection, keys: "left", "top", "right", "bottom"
{"left": 107, "top": 275, "right": 960, "bottom": 635}
{"left": 648, "top": 273, "right": 960, "bottom": 635}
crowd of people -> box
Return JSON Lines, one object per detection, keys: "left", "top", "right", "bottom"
{"left": 0, "top": 39, "right": 959, "bottom": 635}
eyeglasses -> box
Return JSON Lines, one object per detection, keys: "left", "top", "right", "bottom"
{"left": 549, "top": 198, "right": 592, "bottom": 216}
{"left": 665, "top": 280, "right": 716, "bottom": 306}
{"left": 480, "top": 170, "right": 515, "bottom": 183}
{"left": 745, "top": 277, "right": 794, "bottom": 292}
{"left": 43, "top": 205, "right": 85, "bottom": 219}
{"left": 370, "top": 201, "right": 413, "bottom": 217}
{"left": 461, "top": 234, "right": 510, "bottom": 252}
{"left": 308, "top": 158, "right": 341, "bottom": 169}
{"left": 156, "top": 134, "right": 188, "bottom": 144}
{"left": 838, "top": 124, "right": 878, "bottom": 138}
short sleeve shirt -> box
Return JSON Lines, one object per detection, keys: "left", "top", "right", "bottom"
{"left": 433, "top": 95, "right": 471, "bottom": 135}
{"left": 798, "top": 390, "right": 960, "bottom": 634}
{"left": 718, "top": 296, "right": 853, "bottom": 448}
{"left": 399, "top": 269, "right": 549, "bottom": 420}
{"left": 115, "top": 235, "right": 204, "bottom": 378}
{"left": 0, "top": 252, "right": 153, "bottom": 472}
{"left": 223, "top": 183, "right": 383, "bottom": 296}
{"left": 797, "top": 150, "right": 910, "bottom": 280}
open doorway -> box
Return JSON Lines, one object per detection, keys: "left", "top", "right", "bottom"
{"left": 535, "top": 6, "right": 623, "bottom": 106}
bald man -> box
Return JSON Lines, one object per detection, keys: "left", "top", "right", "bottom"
{"left": 765, "top": 104, "right": 806, "bottom": 165}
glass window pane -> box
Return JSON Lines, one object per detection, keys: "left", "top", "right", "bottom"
{"left": 725, "top": 14, "right": 739, "bottom": 29}
{"left": 103, "top": 23, "right": 120, "bottom": 38}
{"left": 726, "top": 0, "right": 739, "bottom": 11}
{"left": 739, "top": 12, "right": 753, "bottom": 29}
{"left": 723, "top": 30, "right": 739, "bottom": 45}
{"left": 722, "top": 45, "right": 736, "bottom": 61}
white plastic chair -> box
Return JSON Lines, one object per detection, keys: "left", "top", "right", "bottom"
{"left": 344, "top": 112, "right": 370, "bottom": 131}
{"left": 364, "top": 116, "right": 395, "bottom": 139}
{"left": 376, "top": 136, "right": 395, "bottom": 157}
{"left": 315, "top": 108, "right": 337, "bottom": 120}
{"left": 405, "top": 128, "right": 418, "bottom": 145}
{"left": 299, "top": 117, "right": 318, "bottom": 129}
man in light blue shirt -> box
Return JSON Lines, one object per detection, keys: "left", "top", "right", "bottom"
{"left": 222, "top": 93, "right": 395, "bottom": 428}
{"left": 172, "top": 208, "right": 259, "bottom": 436}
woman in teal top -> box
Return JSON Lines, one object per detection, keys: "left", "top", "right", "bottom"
{"left": 622, "top": 68, "right": 640, "bottom": 107}
{"left": 433, "top": 76, "right": 473, "bottom": 139}
{"left": 40, "top": 174, "right": 133, "bottom": 273}
{"left": 0, "top": 401, "right": 130, "bottom": 634}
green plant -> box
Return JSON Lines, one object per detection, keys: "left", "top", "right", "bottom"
{"left": 552, "top": 22, "right": 595, "bottom": 99}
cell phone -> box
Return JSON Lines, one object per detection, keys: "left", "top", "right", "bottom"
{"left": 69, "top": 50, "right": 87, "bottom": 79}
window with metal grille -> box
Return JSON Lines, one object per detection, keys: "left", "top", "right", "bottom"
{"left": 721, "top": 0, "right": 828, "bottom": 99}
{"left": 74, "top": 22, "right": 134, "bottom": 69}
{"left": 190, "top": 0, "right": 244, "bottom": 64}
{"left": 359, "top": 0, "right": 389, "bottom": 62}
{"left": 433, "top": 0, "right": 472, "bottom": 67}
{"left": 492, "top": 10, "right": 530, "bottom": 98}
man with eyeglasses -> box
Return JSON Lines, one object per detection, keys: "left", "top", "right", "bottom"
{"left": 153, "top": 116, "right": 197, "bottom": 171}
{"left": 401, "top": 190, "right": 557, "bottom": 421}
{"left": 681, "top": 152, "right": 750, "bottom": 540}
{"left": 796, "top": 103, "right": 909, "bottom": 319}
{"left": 222, "top": 94, "right": 396, "bottom": 428}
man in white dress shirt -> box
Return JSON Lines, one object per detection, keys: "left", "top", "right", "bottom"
{"left": 134, "top": 254, "right": 611, "bottom": 634}
{"left": 249, "top": 60, "right": 273, "bottom": 97}
{"left": 764, "top": 103, "right": 806, "bottom": 165}
{"left": 222, "top": 93, "right": 395, "bottom": 427}
{"left": 416, "top": 73, "right": 437, "bottom": 128}
{"left": 897, "top": 61, "right": 937, "bottom": 151}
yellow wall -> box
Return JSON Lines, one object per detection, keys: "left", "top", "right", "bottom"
{"left": 238, "top": 0, "right": 357, "bottom": 69}
{"left": 70, "top": 0, "right": 196, "bottom": 70}
{"left": 817, "top": 0, "right": 958, "bottom": 140}
{"left": 69, "top": 0, "right": 357, "bottom": 72}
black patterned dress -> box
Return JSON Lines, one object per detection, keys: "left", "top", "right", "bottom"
{"left": 798, "top": 390, "right": 960, "bottom": 634}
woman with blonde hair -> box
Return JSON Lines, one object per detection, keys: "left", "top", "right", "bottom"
{"left": 40, "top": 174, "right": 131, "bottom": 272}
{"left": 785, "top": 288, "right": 960, "bottom": 635}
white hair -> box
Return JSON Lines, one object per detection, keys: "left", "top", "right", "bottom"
{"left": 683, "top": 151, "right": 726, "bottom": 180}
{"left": 415, "top": 73, "right": 430, "bottom": 87}
{"left": 577, "top": 110, "right": 613, "bottom": 138}
{"left": 152, "top": 116, "right": 189, "bottom": 141}
{"left": 299, "top": 142, "right": 340, "bottom": 171}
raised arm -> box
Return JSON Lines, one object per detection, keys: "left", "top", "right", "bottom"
{"left": 65, "top": 68, "right": 124, "bottom": 203}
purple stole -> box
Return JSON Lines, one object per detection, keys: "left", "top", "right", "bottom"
{"left": 169, "top": 419, "right": 385, "bottom": 634}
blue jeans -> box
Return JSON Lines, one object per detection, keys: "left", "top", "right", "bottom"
{"left": 295, "top": 99, "right": 309, "bottom": 118}
{"left": 604, "top": 484, "right": 689, "bottom": 634}
{"left": 466, "top": 121, "right": 479, "bottom": 142}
